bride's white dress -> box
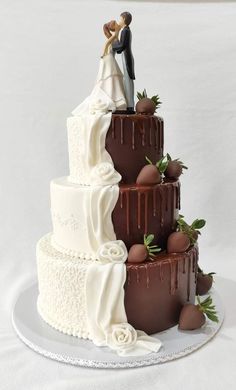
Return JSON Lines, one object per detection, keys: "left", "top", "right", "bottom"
{"left": 70, "top": 48, "right": 162, "bottom": 357}
{"left": 72, "top": 50, "right": 127, "bottom": 116}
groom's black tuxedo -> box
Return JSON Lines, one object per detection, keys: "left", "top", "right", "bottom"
{"left": 112, "top": 26, "right": 135, "bottom": 80}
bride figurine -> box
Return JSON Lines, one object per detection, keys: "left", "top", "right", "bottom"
{"left": 72, "top": 19, "right": 127, "bottom": 116}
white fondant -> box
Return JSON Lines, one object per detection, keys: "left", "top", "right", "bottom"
{"left": 36, "top": 233, "right": 93, "bottom": 339}
{"left": 96, "top": 240, "right": 128, "bottom": 264}
{"left": 68, "top": 51, "right": 126, "bottom": 185}
{"left": 36, "top": 234, "right": 162, "bottom": 357}
{"left": 85, "top": 261, "right": 162, "bottom": 356}
{"left": 67, "top": 112, "right": 114, "bottom": 185}
{"left": 50, "top": 177, "right": 119, "bottom": 258}
{"left": 90, "top": 162, "right": 121, "bottom": 186}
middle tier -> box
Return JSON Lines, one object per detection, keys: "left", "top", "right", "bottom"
{"left": 50, "top": 177, "right": 180, "bottom": 257}
{"left": 113, "top": 179, "right": 180, "bottom": 249}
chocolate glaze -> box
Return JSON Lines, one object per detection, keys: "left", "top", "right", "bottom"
{"left": 105, "top": 114, "right": 164, "bottom": 183}
{"left": 124, "top": 245, "right": 199, "bottom": 334}
{"left": 112, "top": 179, "right": 181, "bottom": 250}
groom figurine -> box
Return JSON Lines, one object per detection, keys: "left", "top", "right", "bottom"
{"left": 112, "top": 12, "right": 135, "bottom": 113}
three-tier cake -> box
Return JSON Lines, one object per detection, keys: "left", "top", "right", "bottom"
{"left": 36, "top": 25, "right": 214, "bottom": 356}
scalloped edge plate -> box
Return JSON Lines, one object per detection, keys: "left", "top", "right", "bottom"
{"left": 12, "top": 283, "right": 224, "bottom": 369}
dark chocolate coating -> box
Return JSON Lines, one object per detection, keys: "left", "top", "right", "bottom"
{"left": 112, "top": 179, "right": 181, "bottom": 250}
{"left": 106, "top": 113, "right": 199, "bottom": 335}
{"left": 125, "top": 245, "right": 198, "bottom": 334}
{"left": 167, "top": 231, "right": 191, "bottom": 253}
{"left": 179, "top": 303, "right": 205, "bottom": 330}
{"left": 136, "top": 98, "right": 156, "bottom": 115}
{"left": 136, "top": 164, "right": 161, "bottom": 185}
{"left": 165, "top": 161, "right": 183, "bottom": 180}
{"left": 105, "top": 114, "right": 164, "bottom": 184}
{"left": 196, "top": 273, "right": 213, "bottom": 295}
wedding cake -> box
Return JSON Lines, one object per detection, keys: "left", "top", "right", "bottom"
{"left": 36, "top": 16, "right": 217, "bottom": 357}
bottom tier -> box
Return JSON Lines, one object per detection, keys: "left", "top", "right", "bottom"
{"left": 36, "top": 234, "right": 198, "bottom": 338}
{"left": 125, "top": 246, "right": 198, "bottom": 334}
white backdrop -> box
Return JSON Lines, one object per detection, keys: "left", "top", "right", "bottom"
{"left": 1, "top": 1, "right": 236, "bottom": 389}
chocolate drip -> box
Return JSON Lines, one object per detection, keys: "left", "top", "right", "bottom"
{"left": 125, "top": 190, "right": 130, "bottom": 235}
{"left": 144, "top": 191, "right": 149, "bottom": 233}
{"left": 145, "top": 264, "right": 150, "bottom": 288}
{"left": 120, "top": 191, "right": 124, "bottom": 208}
{"left": 170, "top": 185, "right": 175, "bottom": 229}
{"left": 166, "top": 185, "right": 170, "bottom": 212}
{"left": 169, "top": 259, "right": 179, "bottom": 295}
{"left": 159, "top": 187, "right": 164, "bottom": 227}
{"left": 177, "top": 182, "right": 181, "bottom": 209}
{"left": 149, "top": 124, "right": 152, "bottom": 146}
{"left": 137, "top": 191, "right": 141, "bottom": 229}
{"left": 127, "top": 269, "right": 131, "bottom": 285}
{"left": 182, "top": 256, "right": 186, "bottom": 274}
{"left": 170, "top": 261, "right": 176, "bottom": 295}
{"left": 124, "top": 246, "right": 198, "bottom": 334}
{"left": 175, "top": 260, "right": 179, "bottom": 291}
{"left": 152, "top": 187, "right": 157, "bottom": 217}
{"left": 160, "top": 118, "right": 164, "bottom": 154}
{"left": 111, "top": 117, "right": 115, "bottom": 138}
{"left": 136, "top": 268, "right": 140, "bottom": 284}
{"left": 154, "top": 119, "right": 159, "bottom": 149}
{"left": 187, "top": 254, "right": 192, "bottom": 301}
{"left": 141, "top": 121, "right": 146, "bottom": 146}
{"left": 159, "top": 263, "right": 164, "bottom": 281}
{"left": 114, "top": 180, "right": 179, "bottom": 250}
{"left": 132, "top": 121, "right": 135, "bottom": 150}
{"left": 120, "top": 117, "right": 124, "bottom": 144}
{"left": 137, "top": 189, "right": 149, "bottom": 233}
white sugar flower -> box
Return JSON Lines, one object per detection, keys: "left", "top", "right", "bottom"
{"left": 106, "top": 323, "right": 137, "bottom": 351}
{"left": 90, "top": 162, "right": 121, "bottom": 185}
{"left": 97, "top": 240, "right": 128, "bottom": 264}
{"left": 89, "top": 98, "right": 110, "bottom": 114}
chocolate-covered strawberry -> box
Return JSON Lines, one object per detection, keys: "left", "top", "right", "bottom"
{"left": 136, "top": 164, "right": 161, "bottom": 185}
{"left": 136, "top": 89, "right": 161, "bottom": 115}
{"left": 167, "top": 231, "right": 191, "bottom": 253}
{"left": 179, "top": 295, "right": 219, "bottom": 330}
{"left": 128, "top": 234, "right": 161, "bottom": 263}
{"left": 136, "top": 155, "right": 169, "bottom": 185}
{"left": 164, "top": 153, "right": 188, "bottom": 180}
{"left": 136, "top": 98, "right": 156, "bottom": 115}
{"left": 177, "top": 215, "right": 206, "bottom": 245}
{"left": 196, "top": 269, "right": 215, "bottom": 295}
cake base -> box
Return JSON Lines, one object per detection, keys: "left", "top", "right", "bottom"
{"left": 12, "top": 283, "right": 224, "bottom": 369}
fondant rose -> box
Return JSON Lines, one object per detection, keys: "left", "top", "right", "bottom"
{"left": 89, "top": 98, "right": 110, "bottom": 114}
{"left": 97, "top": 240, "right": 128, "bottom": 264}
{"left": 106, "top": 323, "right": 137, "bottom": 351}
{"left": 90, "top": 162, "right": 121, "bottom": 185}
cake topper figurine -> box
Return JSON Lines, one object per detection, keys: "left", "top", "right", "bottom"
{"left": 103, "top": 11, "right": 135, "bottom": 113}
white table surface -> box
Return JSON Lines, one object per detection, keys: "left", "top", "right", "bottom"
{"left": 1, "top": 1, "right": 236, "bottom": 389}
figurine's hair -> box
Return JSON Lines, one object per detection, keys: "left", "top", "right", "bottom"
{"left": 103, "top": 20, "right": 117, "bottom": 39}
{"left": 120, "top": 11, "right": 132, "bottom": 26}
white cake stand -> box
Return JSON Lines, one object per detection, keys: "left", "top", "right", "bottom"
{"left": 12, "top": 283, "right": 224, "bottom": 369}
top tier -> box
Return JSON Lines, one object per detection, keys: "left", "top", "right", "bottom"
{"left": 67, "top": 113, "right": 164, "bottom": 185}
{"left": 106, "top": 114, "right": 164, "bottom": 183}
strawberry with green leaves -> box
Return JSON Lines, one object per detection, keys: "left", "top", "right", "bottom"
{"left": 197, "top": 266, "right": 216, "bottom": 295}
{"left": 128, "top": 234, "right": 161, "bottom": 263}
{"left": 136, "top": 89, "right": 162, "bottom": 115}
{"left": 136, "top": 156, "right": 168, "bottom": 185}
{"left": 179, "top": 295, "right": 219, "bottom": 330}
{"left": 167, "top": 215, "right": 206, "bottom": 253}
{"left": 164, "top": 153, "right": 188, "bottom": 180}
{"left": 177, "top": 215, "right": 206, "bottom": 244}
